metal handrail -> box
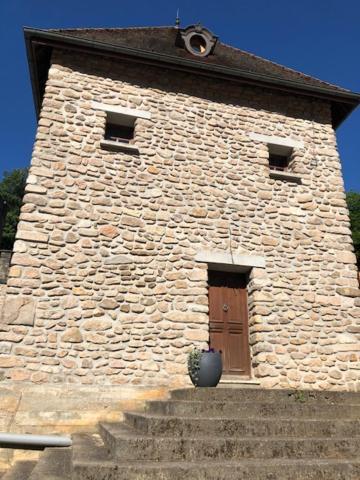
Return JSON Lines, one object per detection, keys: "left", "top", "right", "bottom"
{"left": 0, "top": 433, "right": 72, "bottom": 448}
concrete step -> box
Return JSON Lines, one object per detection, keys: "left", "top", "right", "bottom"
{"left": 72, "top": 459, "right": 360, "bottom": 480}
{"left": 72, "top": 432, "right": 112, "bottom": 464}
{"left": 124, "top": 411, "right": 360, "bottom": 438}
{"left": 9, "top": 388, "right": 360, "bottom": 479}
{"left": 171, "top": 387, "right": 360, "bottom": 404}
{"left": 27, "top": 447, "right": 72, "bottom": 480}
{"left": 147, "top": 399, "right": 360, "bottom": 418}
{"left": 71, "top": 432, "right": 118, "bottom": 479}
{"left": 1, "top": 461, "right": 36, "bottom": 480}
{"left": 98, "top": 422, "right": 360, "bottom": 461}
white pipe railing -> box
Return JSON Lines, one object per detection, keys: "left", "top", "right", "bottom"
{"left": 0, "top": 433, "right": 72, "bottom": 448}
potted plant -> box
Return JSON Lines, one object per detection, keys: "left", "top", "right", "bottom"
{"left": 187, "top": 346, "right": 223, "bottom": 387}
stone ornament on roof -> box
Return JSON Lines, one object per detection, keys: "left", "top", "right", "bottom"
{"left": 179, "top": 24, "right": 218, "bottom": 57}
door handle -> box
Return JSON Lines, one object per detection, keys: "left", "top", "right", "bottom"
{"left": 223, "top": 304, "right": 229, "bottom": 312}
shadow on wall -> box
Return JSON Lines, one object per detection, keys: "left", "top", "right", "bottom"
{"left": 52, "top": 50, "right": 330, "bottom": 127}
{"left": 0, "top": 251, "right": 12, "bottom": 284}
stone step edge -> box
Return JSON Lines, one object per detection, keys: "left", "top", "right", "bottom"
{"left": 172, "top": 387, "right": 360, "bottom": 394}
{"left": 74, "top": 458, "right": 360, "bottom": 468}
{"left": 219, "top": 379, "right": 261, "bottom": 385}
{"left": 27, "top": 448, "right": 72, "bottom": 480}
{"left": 147, "top": 400, "right": 360, "bottom": 408}
{"left": 149, "top": 402, "right": 360, "bottom": 410}
{"left": 1, "top": 461, "right": 36, "bottom": 480}
{"left": 99, "top": 422, "right": 360, "bottom": 441}
{"left": 72, "top": 432, "right": 111, "bottom": 464}
{"left": 160, "top": 399, "right": 360, "bottom": 404}
{"left": 125, "top": 412, "right": 360, "bottom": 423}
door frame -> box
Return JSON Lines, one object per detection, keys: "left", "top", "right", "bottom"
{"left": 194, "top": 250, "right": 267, "bottom": 380}
{"left": 208, "top": 268, "right": 252, "bottom": 377}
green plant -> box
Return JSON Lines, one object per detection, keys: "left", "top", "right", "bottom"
{"left": 0, "top": 168, "right": 28, "bottom": 249}
{"left": 187, "top": 348, "right": 202, "bottom": 386}
{"left": 346, "top": 191, "right": 360, "bottom": 268}
{"left": 293, "top": 390, "right": 307, "bottom": 403}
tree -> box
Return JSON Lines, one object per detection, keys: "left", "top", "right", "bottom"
{"left": 346, "top": 191, "right": 360, "bottom": 269}
{"left": 0, "top": 168, "right": 28, "bottom": 250}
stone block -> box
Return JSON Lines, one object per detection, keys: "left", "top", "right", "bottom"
{"left": 2, "top": 296, "right": 36, "bottom": 326}
{"left": 98, "top": 225, "right": 120, "bottom": 239}
{"left": 82, "top": 317, "right": 113, "bottom": 331}
{"left": 61, "top": 328, "right": 83, "bottom": 343}
{"left": 16, "top": 230, "right": 49, "bottom": 243}
{"left": 336, "top": 287, "right": 360, "bottom": 298}
{"left": 104, "top": 255, "right": 133, "bottom": 265}
{"left": 336, "top": 251, "right": 357, "bottom": 264}
{"left": 184, "top": 329, "right": 208, "bottom": 341}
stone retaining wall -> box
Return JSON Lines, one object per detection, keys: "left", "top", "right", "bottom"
{"left": 0, "top": 382, "right": 167, "bottom": 467}
{"left": 0, "top": 49, "right": 359, "bottom": 390}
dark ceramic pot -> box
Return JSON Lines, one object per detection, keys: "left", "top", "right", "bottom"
{"left": 189, "top": 351, "right": 223, "bottom": 387}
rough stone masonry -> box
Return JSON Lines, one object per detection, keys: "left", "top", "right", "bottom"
{"left": 0, "top": 25, "right": 359, "bottom": 392}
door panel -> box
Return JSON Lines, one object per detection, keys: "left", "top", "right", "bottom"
{"left": 208, "top": 271, "right": 250, "bottom": 376}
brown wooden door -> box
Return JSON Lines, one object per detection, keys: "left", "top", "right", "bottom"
{"left": 208, "top": 271, "right": 251, "bottom": 376}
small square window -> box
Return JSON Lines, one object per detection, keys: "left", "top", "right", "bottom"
{"left": 101, "top": 113, "right": 139, "bottom": 153}
{"left": 267, "top": 145, "right": 301, "bottom": 183}
{"left": 105, "top": 123, "right": 134, "bottom": 144}
{"left": 268, "top": 153, "right": 289, "bottom": 172}
{"left": 94, "top": 103, "right": 151, "bottom": 153}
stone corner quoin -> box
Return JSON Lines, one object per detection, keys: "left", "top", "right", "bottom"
{"left": 0, "top": 32, "right": 359, "bottom": 392}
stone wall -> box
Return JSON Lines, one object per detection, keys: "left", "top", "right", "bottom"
{"left": 0, "top": 285, "right": 6, "bottom": 338}
{"left": 0, "top": 251, "right": 11, "bottom": 332}
{"left": 0, "top": 382, "right": 167, "bottom": 468}
{"left": 0, "top": 49, "right": 359, "bottom": 390}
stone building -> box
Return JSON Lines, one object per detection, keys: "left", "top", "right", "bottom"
{"left": 0, "top": 23, "right": 360, "bottom": 398}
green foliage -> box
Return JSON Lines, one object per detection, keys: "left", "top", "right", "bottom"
{"left": 0, "top": 168, "right": 28, "bottom": 250}
{"left": 346, "top": 191, "right": 360, "bottom": 268}
{"left": 187, "top": 348, "right": 202, "bottom": 386}
{"left": 292, "top": 390, "right": 307, "bottom": 403}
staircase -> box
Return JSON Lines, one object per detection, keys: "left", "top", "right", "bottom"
{"left": 3, "top": 387, "right": 360, "bottom": 479}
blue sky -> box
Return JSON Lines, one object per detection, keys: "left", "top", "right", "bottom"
{"left": 0, "top": 0, "right": 359, "bottom": 191}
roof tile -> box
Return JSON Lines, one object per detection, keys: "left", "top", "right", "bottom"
{"left": 47, "top": 26, "right": 350, "bottom": 94}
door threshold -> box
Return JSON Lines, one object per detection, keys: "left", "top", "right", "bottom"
{"left": 220, "top": 375, "right": 260, "bottom": 386}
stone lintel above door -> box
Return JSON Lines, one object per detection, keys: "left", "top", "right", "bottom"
{"left": 195, "top": 250, "right": 266, "bottom": 273}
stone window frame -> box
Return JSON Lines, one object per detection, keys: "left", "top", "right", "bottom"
{"left": 92, "top": 102, "right": 152, "bottom": 153}
{"left": 179, "top": 25, "right": 217, "bottom": 58}
{"left": 249, "top": 132, "right": 304, "bottom": 183}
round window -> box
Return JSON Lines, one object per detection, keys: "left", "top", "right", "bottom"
{"left": 189, "top": 34, "right": 208, "bottom": 55}
{"left": 180, "top": 25, "right": 217, "bottom": 58}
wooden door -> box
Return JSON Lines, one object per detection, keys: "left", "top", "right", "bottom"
{"left": 208, "top": 271, "right": 251, "bottom": 376}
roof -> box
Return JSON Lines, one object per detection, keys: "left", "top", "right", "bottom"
{"left": 24, "top": 25, "right": 360, "bottom": 127}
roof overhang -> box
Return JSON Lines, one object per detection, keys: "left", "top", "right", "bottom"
{"left": 24, "top": 27, "right": 360, "bottom": 128}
